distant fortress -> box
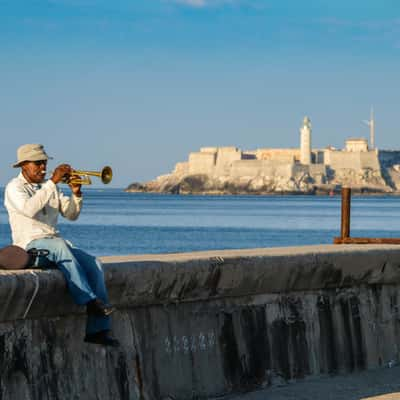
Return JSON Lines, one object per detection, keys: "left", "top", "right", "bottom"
{"left": 127, "top": 113, "right": 400, "bottom": 194}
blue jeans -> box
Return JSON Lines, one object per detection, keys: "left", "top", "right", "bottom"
{"left": 26, "top": 237, "right": 111, "bottom": 335}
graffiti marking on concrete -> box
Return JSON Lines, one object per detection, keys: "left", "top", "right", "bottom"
{"left": 163, "top": 331, "right": 216, "bottom": 355}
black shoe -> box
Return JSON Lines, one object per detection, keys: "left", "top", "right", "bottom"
{"left": 84, "top": 330, "right": 120, "bottom": 347}
{"left": 86, "top": 299, "right": 115, "bottom": 317}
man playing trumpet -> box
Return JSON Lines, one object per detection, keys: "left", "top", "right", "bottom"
{"left": 4, "top": 144, "right": 119, "bottom": 347}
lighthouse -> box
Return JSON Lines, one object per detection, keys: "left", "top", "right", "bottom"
{"left": 300, "top": 116, "right": 312, "bottom": 165}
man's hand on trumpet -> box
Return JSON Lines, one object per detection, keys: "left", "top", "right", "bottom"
{"left": 51, "top": 164, "right": 72, "bottom": 184}
{"left": 51, "top": 164, "right": 82, "bottom": 197}
{"left": 68, "top": 176, "right": 82, "bottom": 197}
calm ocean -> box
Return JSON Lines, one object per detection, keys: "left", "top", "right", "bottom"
{"left": 1, "top": 188, "right": 400, "bottom": 256}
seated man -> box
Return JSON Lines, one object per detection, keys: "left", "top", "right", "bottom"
{"left": 4, "top": 144, "right": 119, "bottom": 347}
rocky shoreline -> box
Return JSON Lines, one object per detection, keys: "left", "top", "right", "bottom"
{"left": 125, "top": 175, "right": 396, "bottom": 196}
{"left": 126, "top": 146, "right": 400, "bottom": 196}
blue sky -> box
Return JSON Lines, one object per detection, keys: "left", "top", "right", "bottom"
{"left": 0, "top": 0, "right": 399, "bottom": 187}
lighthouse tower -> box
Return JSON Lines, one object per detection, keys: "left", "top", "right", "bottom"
{"left": 367, "top": 108, "right": 375, "bottom": 149}
{"left": 300, "top": 116, "right": 312, "bottom": 165}
{"left": 362, "top": 107, "right": 375, "bottom": 150}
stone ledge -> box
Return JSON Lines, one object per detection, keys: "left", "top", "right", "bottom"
{"left": 1, "top": 244, "right": 400, "bottom": 323}
{"left": 3, "top": 244, "right": 400, "bottom": 399}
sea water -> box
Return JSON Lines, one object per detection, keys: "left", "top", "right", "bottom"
{"left": 1, "top": 188, "right": 400, "bottom": 256}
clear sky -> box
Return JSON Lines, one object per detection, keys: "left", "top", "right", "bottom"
{"left": 1, "top": 0, "right": 399, "bottom": 188}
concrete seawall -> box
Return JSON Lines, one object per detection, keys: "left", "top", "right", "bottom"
{"left": 2, "top": 245, "right": 400, "bottom": 399}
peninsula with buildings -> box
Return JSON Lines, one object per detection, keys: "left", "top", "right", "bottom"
{"left": 127, "top": 113, "right": 400, "bottom": 195}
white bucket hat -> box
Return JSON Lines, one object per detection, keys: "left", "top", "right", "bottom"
{"left": 13, "top": 144, "right": 53, "bottom": 168}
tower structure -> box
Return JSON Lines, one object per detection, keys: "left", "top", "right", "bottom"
{"left": 300, "top": 116, "right": 312, "bottom": 165}
{"left": 363, "top": 108, "right": 375, "bottom": 150}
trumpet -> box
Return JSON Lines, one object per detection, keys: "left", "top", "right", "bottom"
{"left": 63, "top": 166, "right": 113, "bottom": 185}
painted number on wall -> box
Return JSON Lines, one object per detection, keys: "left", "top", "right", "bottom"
{"left": 164, "top": 331, "right": 216, "bottom": 355}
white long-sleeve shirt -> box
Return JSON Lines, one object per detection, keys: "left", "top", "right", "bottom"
{"left": 4, "top": 172, "right": 83, "bottom": 249}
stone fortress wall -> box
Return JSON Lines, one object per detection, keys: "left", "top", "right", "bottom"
{"left": 181, "top": 144, "right": 384, "bottom": 182}
{"left": 182, "top": 118, "right": 378, "bottom": 172}
{"left": 165, "top": 116, "right": 400, "bottom": 193}
{"left": 323, "top": 148, "right": 380, "bottom": 171}
{"left": 256, "top": 148, "right": 299, "bottom": 162}
{"left": 135, "top": 115, "right": 400, "bottom": 194}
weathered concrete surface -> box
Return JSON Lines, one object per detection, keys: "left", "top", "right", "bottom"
{"left": 2, "top": 245, "right": 400, "bottom": 399}
{"left": 222, "top": 364, "right": 400, "bottom": 400}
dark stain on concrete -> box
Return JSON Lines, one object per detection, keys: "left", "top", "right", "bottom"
{"left": 39, "top": 349, "right": 51, "bottom": 400}
{"left": 219, "top": 312, "right": 243, "bottom": 389}
{"left": 341, "top": 275, "right": 357, "bottom": 287}
{"left": 115, "top": 352, "right": 130, "bottom": 400}
{"left": 177, "top": 274, "right": 200, "bottom": 299}
{"left": 152, "top": 279, "right": 163, "bottom": 299}
{"left": 381, "top": 262, "right": 387, "bottom": 274}
{"left": 291, "top": 319, "right": 309, "bottom": 379}
{"left": 319, "top": 264, "right": 343, "bottom": 288}
{"left": 349, "top": 297, "right": 365, "bottom": 370}
{"left": 137, "top": 309, "right": 161, "bottom": 400}
{"left": 288, "top": 264, "right": 318, "bottom": 290}
{"left": 240, "top": 307, "right": 270, "bottom": 386}
{"left": 0, "top": 334, "right": 4, "bottom": 398}
{"left": 339, "top": 296, "right": 365, "bottom": 372}
{"left": 0, "top": 335, "right": 5, "bottom": 369}
{"left": 370, "top": 284, "right": 382, "bottom": 304}
{"left": 340, "top": 297, "right": 355, "bottom": 371}
{"left": 154, "top": 277, "right": 179, "bottom": 300}
{"left": 287, "top": 299, "right": 310, "bottom": 379}
{"left": 288, "top": 262, "right": 344, "bottom": 292}
{"left": 150, "top": 349, "right": 161, "bottom": 400}
{"left": 36, "top": 321, "right": 61, "bottom": 400}
{"left": 134, "top": 353, "right": 144, "bottom": 400}
{"left": 205, "top": 266, "right": 222, "bottom": 296}
{"left": 318, "top": 296, "right": 338, "bottom": 374}
{"left": 271, "top": 319, "right": 291, "bottom": 380}
{"left": 270, "top": 298, "right": 310, "bottom": 381}
{"left": 9, "top": 336, "right": 29, "bottom": 382}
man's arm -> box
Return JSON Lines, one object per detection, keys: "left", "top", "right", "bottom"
{"left": 58, "top": 177, "right": 83, "bottom": 221}
{"left": 59, "top": 190, "right": 82, "bottom": 220}
{"left": 5, "top": 179, "right": 57, "bottom": 218}
{"left": 4, "top": 163, "right": 72, "bottom": 218}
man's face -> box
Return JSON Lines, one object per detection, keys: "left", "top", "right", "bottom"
{"left": 21, "top": 160, "right": 47, "bottom": 184}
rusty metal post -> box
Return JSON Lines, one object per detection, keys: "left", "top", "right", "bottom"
{"left": 340, "top": 187, "right": 351, "bottom": 239}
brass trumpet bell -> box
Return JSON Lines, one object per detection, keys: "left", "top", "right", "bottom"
{"left": 66, "top": 166, "right": 113, "bottom": 185}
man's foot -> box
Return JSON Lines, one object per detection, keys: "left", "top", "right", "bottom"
{"left": 84, "top": 330, "right": 120, "bottom": 347}
{"left": 86, "top": 299, "right": 115, "bottom": 317}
